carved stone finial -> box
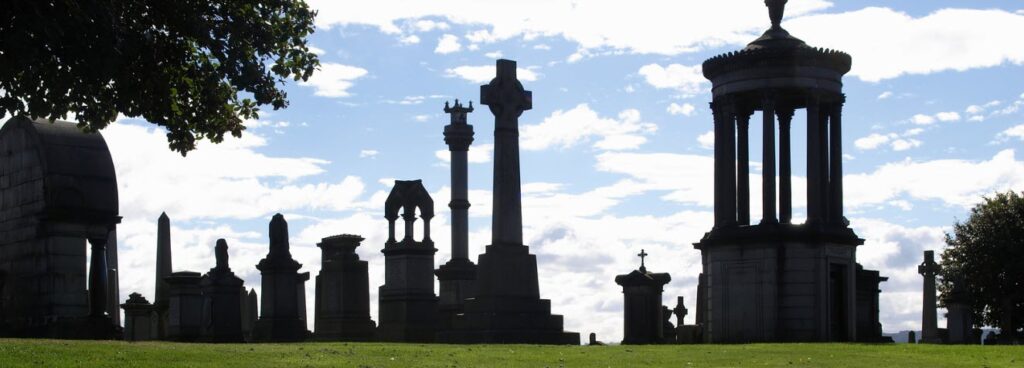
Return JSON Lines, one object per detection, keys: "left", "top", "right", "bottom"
{"left": 215, "top": 238, "right": 229, "bottom": 270}
{"left": 766, "top": 0, "right": 788, "bottom": 29}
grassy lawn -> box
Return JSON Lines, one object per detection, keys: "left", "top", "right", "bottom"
{"left": 0, "top": 339, "right": 1021, "bottom": 367}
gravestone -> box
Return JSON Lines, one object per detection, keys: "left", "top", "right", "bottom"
{"left": 438, "top": 59, "right": 579, "bottom": 345}
{"left": 856, "top": 265, "right": 891, "bottom": 342}
{"left": 908, "top": 330, "right": 916, "bottom": 344}
{"left": 246, "top": 289, "right": 258, "bottom": 340}
{"left": 673, "top": 296, "right": 701, "bottom": 344}
{"left": 662, "top": 305, "right": 676, "bottom": 343}
{"left": 121, "top": 293, "right": 155, "bottom": 341}
{"left": 378, "top": 180, "right": 438, "bottom": 342}
{"left": 154, "top": 212, "right": 173, "bottom": 339}
{"left": 314, "top": 234, "right": 376, "bottom": 341}
{"left": 588, "top": 332, "right": 604, "bottom": 346}
{"left": 435, "top": 100, "right": 478, "bottom": 332}
{"left": 918, "top": 250, "right": 942, "bottom": 343}
{"left": 199, "top": 239, "right": 245, "bottom": 342}
{"left": 615, "top": 250, "right": 671, "bottom": 345}
{"left": 0, "top": 116, "right": 121, "bottom": 338}
{"left": 251, "top": 214, "right": 309, "bottom": 342}
{"left": 944, "top": 276, "right": 974, "bottom": 344}
{"left": 165, "top": 271, "right": 203, "bottom": 341}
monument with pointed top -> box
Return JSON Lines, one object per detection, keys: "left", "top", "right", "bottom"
{"left": 154, "top": 212, "right": 173, "bottom": 339}
{"left": 251, "top": 214, "right": 309, "bottom": 342}
{"left": 438, "top": 59, "right": 578, "bottom": 345}
{"left": 435, "top": 99, "right": 479, "bottom": 331}
{"left": 199, "top": 239, "right": 245, "bottom": 342}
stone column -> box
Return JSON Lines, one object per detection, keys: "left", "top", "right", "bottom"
{"left": 444, "top": 102, "right": 474, "bottom": 259}
{"left": 723, "top": 100, "right": 737, "bottom": 227}
{"left": 761, "top": 92, "right": 777, "bottom": 224}
{"left": 155, "top": 212, "right": 172, "bottom": 337}
{"left": 805, "top": 94, "right": 823, "bottom": 224}
{"left": 402, "top": 211, "right": 416, "bottom": 241}
{"left": 484, "top": 60, "right": 531, "bottom": 246}
{"left": 918, "top": 250, "right": 941, "bottom": 343}
{"left": 777, "top": 108, "right": 794, "bottom": 224}
{"left": 88, "top": 236, "right": 109, "bottom": 318}
{"left": 819, "top": 104, "right": 831, "bottom": 221}
{"left": 829, "top": 98, "right": 845, "bottom": 225}
{"left": 736, "top": 106, "right": 751, "bottom": 226}
{"left": 712, "top": 100, "right": 726, "bottom": 227}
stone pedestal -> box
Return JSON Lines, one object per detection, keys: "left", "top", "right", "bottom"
{"left": 945, "top": 278, "right": 974, "bottom": 344}
{"left": 313, "top": 234, "right": 376, "bottom": 341}
{"left": 616, "top": 267, "right": 671, "bottom": 345}
{"left": 121, "top": 293, "right": 155, "bottom": 341}
{"left": 252, "top": 214, "right": 309, "bottom": 342}
{"left": 435, "top": 258, "right": 476, "bottom": 331}
{"left": 199, "top": 239, "right": 245, "bottom": 343}
{"left": 165, "top": 271, "right": 203, "bottom": 341}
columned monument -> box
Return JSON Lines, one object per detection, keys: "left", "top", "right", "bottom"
{"left": 435, "top": 100, "right": 478, "bottom": 330}
{"left": 615, "top": 250, "right": 671, "bottom": 345}
{"left": 918, "top": 250, "right": 942, "bottom": 343}
{"left": 438, "top": 59, "right": 579, "bottom": 344}
{"left": 694, "top": 0, "right": 879, "bottom": 342}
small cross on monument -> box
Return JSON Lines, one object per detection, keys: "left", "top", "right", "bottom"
{"left": 638, "top": 249, "right": 648, "bottom": 273}
{"left": 483, "top": 59, "right": 533, "bottom": 246}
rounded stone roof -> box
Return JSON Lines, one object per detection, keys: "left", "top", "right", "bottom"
{"left": 0, "top": 116, "right": 119, "bottom": 225}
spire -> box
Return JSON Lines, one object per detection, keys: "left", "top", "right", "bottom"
{"left": 766, "top": 0, "right": 787, "bottom": 29}
{"left": 155, "top": 212, "right": 172, "bottom": 305}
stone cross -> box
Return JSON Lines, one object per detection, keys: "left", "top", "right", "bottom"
{"left": 918, "top": 250, "right": 942, "bottom": 343}
{"left": 638, "top": 249, "right": 648, "bottom": 272}
{"left": 482, "top": 59, "right": 532, "bottom": 246}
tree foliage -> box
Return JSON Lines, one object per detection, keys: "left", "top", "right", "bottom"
{"left": 940, "top": 190, "right": 1024, "bottom": 334}
{"left": 0, "top": 0, "right": 319, "bottom": 154}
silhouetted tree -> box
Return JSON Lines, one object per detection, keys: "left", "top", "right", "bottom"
{"left": 940, "top": 190, "right": 1024, "bottom": 342}
{"left": 0, "top": 0, "right": 319, "bottom": 154}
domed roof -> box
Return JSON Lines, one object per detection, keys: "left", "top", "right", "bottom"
{"left": 0, "top": 116, "right": 119, "bottom": 226}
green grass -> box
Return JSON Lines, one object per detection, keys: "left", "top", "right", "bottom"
{"left": 0, "top": 339, "right": 1020, "bottom": 367}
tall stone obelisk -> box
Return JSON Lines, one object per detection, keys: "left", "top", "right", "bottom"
{"left": 919, "top": 250, "right": 942, "bottom": 343}
{"left": 437, "top": 59, "right": 579, "bottom": 344}
{"left": 155, "top": 212, "right": 173, "bottom": 338}
{"left": 435, "top": 100, "right": 478, "bottom": 330}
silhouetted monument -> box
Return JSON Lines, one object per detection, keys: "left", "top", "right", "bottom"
{"left": 154, "top": 212, "right": 173, "bottom": 338}
{"left": 856, "top": 265, "right": 891, "bottom": 342}
{"left": 615, "top": 249, "right": 671, "bottom": 345}
{"left": 693, "top": 0, "right": 880, "bottom": 342}
{"left": 121, "top": 293, "right": 154, "bottom": 341}
{"left": 314, "top": 234, "right": 376, "bottom": 341}
{"left": 378, "top": 180, "right": 438, "bottom": 342}
{"left": 435, "top": 99, "right": 478, "bottom": 331}
{"left": 199, "top": 239, "right": 245, "bottom": 342}
{"left": 918, "top": 250, "right": 941, "bottom": 343}
{"left": 908, "top": 330, "right": 916, "bottom": 344}
{"left": 165, "top": 271, "right": 203, "bottom": 341}
{"left": 0, "top": 116, "right": 121, "bottom": 339}
{"left": 588, "top": 332, "right": 604, "bottom": 346}
{"left": 673, "top": 296, "right": 701, "bottom": 344}
{"left": 244, "top": 289, "right": 258, "bottom": 340}
{"left": 944, "top": 276, "right": 974, "bottom": 344}
{"left": 439, "top": 59, "right": 579, "bottom": 345}
{"left": 252, "top": 214, "right": 309, "bottom": 342}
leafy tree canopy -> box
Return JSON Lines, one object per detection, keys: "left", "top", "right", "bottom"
{"left": 0, "top": 0, "right": 319, "bottom": 154}
{"left": 940, "top": 190, "right": 1024, "bottom": 335}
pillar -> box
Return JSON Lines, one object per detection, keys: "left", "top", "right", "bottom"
{"left": 829, "top": 98, "right": 845, "bottom": 224}
{"left": 805, "top": 94, "right": 822, "bottom": 224}
{"left": 819, "top": 103, "right": 831, "bottom": 222}
{"left": 761, "top": 93, "right": 777, "bottom": 224}
{"left": 778, "top": 108, "right": 794, "bottom": 224}
{"left": 736, "top": 106, "right": 751, "bottom": 226}
{"left": 88, "top": 237, "right": 109, "bottom": 317}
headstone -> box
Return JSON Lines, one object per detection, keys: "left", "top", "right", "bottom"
{"left": 0, "top": 117, "right": 121, "bottom": 338}
{"left": 615, "top": 249, "right": 671, "bottom": 345}
{"left": 314, "top": 234, "right": 376, "bottom": 341}
{"left": 908, "top": 330, "right": 916, "bottom": 344}
{"left": 199, "top": 239, "right": 245, "bottom": 342}
{"left": 165, "top": 271, "right": 203, "bottom": 341}
{"left": 662, "top": 305, "right": 676, "bottom": 343}
{"left": 378, "top": 180, "right": 439, "bottom": 342}
{"left": 121, "top": 293, "right": 155, "bottom": 341}
{"left": 435, "top": 100, "right": 478, "bottom": 332}
{"left": 246, "top": 289, "right": 258, "bottom": 340}
{"left": 251, "top": 214, "right": 309, "bottom": 342}
{"left": 154, "top": 212, "right": 173, "bottom": 339}
{"left": 588, "top": 332, "right": 604, "bottom": 346}
{"left": 856, "top": 265, "right": 891, "bottom": 342}
{"left": 944, "top": 276, "right": 973, "bottom": 344}
{"left": 918, "top": 250, "right": 942, "bottom": 343}
{"left": 438, "top": 59, "right": 579, "bottom": 345}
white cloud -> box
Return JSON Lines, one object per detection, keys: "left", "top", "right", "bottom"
{"left": 520, "top": 104, "right": 657, "bottom": 151}
{"left": 902, "top": 128, "right": 925, "bottom": 137}
{"left": 533, "top": 44, "right": 551, "bottom": 50}
{"left": 484, "top": 51, "right": 503, "bottom": 59}
{"left": 359, "top": 149, "right": 379, "bottom": 158}
{"left": 890, "top": 138, "right": 922, "bottom": 151}
{"left": 434, "top": 34, "right": 462, "bottom": 54}
{"left": 413, "top": 114, "right": 431, "bottom": 122}
{"left": 667, "top": 102, "right": 697, "bottom": 116}
{"left": 299, "top": 62, "right": 368, "bottom": 98}
{"left": 308, "top": 45, "right": 326, "bottom": 55}
{"left": 638, "top": 63, "right": 707, "bottom": 97}
{"left": 788, "top": 7, "right": 1024, "bottom": 82}
{"left": 877, "top": 91, "right": 894, "bottom": 100}
{"left": 434, "top": 143, "right": 495, "bottom": 164}
{"left": 697, "top": 130, "right": 715, "bottom": 149}
{"left": 911, "top": 114, "right": 936, "bottom": 125}
{"left": 413, "top": 19, "right": 449, "bottom": 32}
{"left": 855, "top": 133, "right": 891, "bottom": 150}
{"left": 999, "top": 124, "right": 1024, "bottom": 141}
{"left": 444, "top": 65, "right": 539, "bottom": 83}
{"left": 399, "top": 34, "right": 421, "bottom": 44}
{"left": 935, "top": 111, "right": 961, "bottom": 122}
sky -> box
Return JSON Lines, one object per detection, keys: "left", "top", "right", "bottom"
{"left": 62, "top": 0, "right": 1024, "bottom": 343}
